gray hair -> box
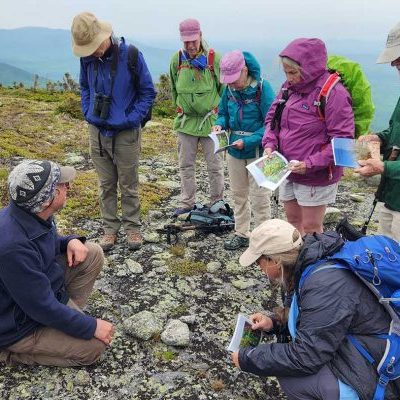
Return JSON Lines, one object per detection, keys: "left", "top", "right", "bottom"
{"left": 280, "top": 56, "right": 301, "bottom": 71}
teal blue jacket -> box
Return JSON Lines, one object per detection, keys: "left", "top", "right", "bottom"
{"left": 215, "top": 52, "right": 275, "bottom": 159}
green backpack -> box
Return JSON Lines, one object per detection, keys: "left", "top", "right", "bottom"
{"left": 317, "top": 55, "right": 375, "bottom": 138}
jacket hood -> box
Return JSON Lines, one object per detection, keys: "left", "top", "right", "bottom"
{"left": 294, "top": 231, "right": 344, "bottom": 290}
{"left": 243, "top": 51, "right": 261, "bottom": 82}
{"left": 280, "top": 38, "right": 327, "bottom": 93}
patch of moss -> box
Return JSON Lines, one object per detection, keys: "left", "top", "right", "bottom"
{"left": 55, "top": 93, "right": 84, "bottom": 120}
{"left": 210, "top": 379, "right": 225, "bottom": 392}
{"left": 154, "top": 350, "right": 178, "bottom": 362}
{"left": 139, "top": 182, "right": 171, "bottom": 217}
{"left": 169, "top": 304, "right": 189, "bottom": 317}
{"left": 169, "top": 244, "right": 186, "bottom": 257}
{"left": 167, "top": 259, "right": 207, "bottom": 276}
{"left": 0, "top": 168, "right": 8, "bottom": 208}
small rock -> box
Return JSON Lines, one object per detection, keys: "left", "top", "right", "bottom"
{"left": 206, "top": 261, "right": 221, "bottom": 273}
{"left": 144, "top": 120, "right": 163, "bottom": 128}
{"left": 144, "top": 232, "right": 160, "bottom": 243}
{"left": 349, "top": 194, "right": 364, "bottom": 203}
{"left": 161, "top": 319, "right": 190, "bottom": 347}
{"left": 232, "top": 279, "right": 257, "bottom": 290}
{"left": 123, "top": 311, "right": 164, "bottom": 340}
{"left": 179, "top": 315, "right": 196, "bottom": 325}
{"left": 64, "top": 153, "right": 85, "bottom": 165}
{"left": 125, "top": 259, "right": 143, "bottom": 274}
{"left": 73, "top": 370, "right": 91, "bottom": 386}
{"left": 324, "top": 207, "right": 342, "bottom": 224}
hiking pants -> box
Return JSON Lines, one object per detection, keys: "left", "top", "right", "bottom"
{"left": 227, "top": 153, "right": 271, "bottom": 238}
{"left": 177, "top": 132, "right": 224, "bottom": 208}
{"left": 278, "top": 365, "right": 340, "bottom": 399}
{"left": 379, "top": 203, "right": 400, "bottom": 242}
{"left": 89, "top": 125, "right": 141, "bottom": 235}
{"left": 0, "top": 243, "right": 106, "bottom": 367}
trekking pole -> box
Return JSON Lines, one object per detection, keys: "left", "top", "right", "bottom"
{"left": 361, "top": 198, "right": 378, "bottom": 235}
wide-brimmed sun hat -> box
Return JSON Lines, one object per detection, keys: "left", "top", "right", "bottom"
{"left": 71, "top": 12, "right": 112, "bottom": 57}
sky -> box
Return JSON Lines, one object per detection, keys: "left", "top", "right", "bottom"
{"left": 1, "top": 0, "right": 400, "bottom": 49}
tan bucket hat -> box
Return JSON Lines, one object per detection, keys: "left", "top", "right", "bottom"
{"left": 71, "top": 12, "right": 112, "bottom": 57}
{"left": 239, "top": 219, "right": 303, "bottom": 267}
{"left": 377, "top": 22, "right": 400, "bottom": 64}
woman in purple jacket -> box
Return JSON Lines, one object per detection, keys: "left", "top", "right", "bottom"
{"left": 262, "top": 38, "right": 354, "bottom": 236}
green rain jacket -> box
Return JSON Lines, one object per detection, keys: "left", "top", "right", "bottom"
{"left": 327, "top": 55, "right": 375, "bottom": 137}
{"left": 170, "top": 49, "right": 223, "bottom": 137}
{"left": 376, "top": 97, "right": 400, "bottom": 212}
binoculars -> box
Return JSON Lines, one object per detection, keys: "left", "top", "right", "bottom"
{"left": 93, "top": 93, "right": 111, "bottom": 120}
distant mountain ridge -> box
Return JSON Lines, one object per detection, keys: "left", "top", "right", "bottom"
{"left": 0, "top": 26, "right": 398, "bottom": 130}
{"left": 0, "top": 62, "right": 46, "bottom": 86}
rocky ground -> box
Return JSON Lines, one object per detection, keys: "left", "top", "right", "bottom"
{"left": 0, "top": 90, "right": 381, "bottom": 400}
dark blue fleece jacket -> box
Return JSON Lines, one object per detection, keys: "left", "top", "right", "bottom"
{"left": 0, "top": 203, "right": 96, "bottom": 348}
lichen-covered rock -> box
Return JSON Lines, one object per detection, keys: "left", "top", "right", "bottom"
{"left": 123, "top": 311, "right": 164, "bottom": 340}
{"left": 231, "top": 279, "right": 257, "bottom": 290}
{"left": 324, "top": 207, "right": 342, "bottom": 224}
{"left": 125, "top": 259, "right": 143, "bottom": 274}
{"left": 161, "top": 319, "right": 190, "bottom": 347}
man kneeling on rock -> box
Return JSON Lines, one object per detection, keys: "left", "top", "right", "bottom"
{"left": 0, "top": 159, "right": 114, "bottom": 367}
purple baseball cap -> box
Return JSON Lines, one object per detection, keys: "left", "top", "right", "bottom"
{"left": 220, "top": 50, "right": 245, "bottom": 84}
{"left": 179, "top": 18, "right": 201, "bottom": 42}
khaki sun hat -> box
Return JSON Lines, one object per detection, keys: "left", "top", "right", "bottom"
{"left": 239, "top": 219, "right": 303, "bottom": 267}
{"left": 377, "top": 22, "right": 400, "bottom": 64}
{"left": 71, "top": 12, "right": 112, "bottom": 57}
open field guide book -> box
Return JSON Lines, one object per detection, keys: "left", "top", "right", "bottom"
{"left": 208, "top": 130, "right": 235, "bottom": 154}
{"left": 246, "top": 151, "right": 292, "bottom": 191}
{"left": 226, "top": 313, "right": 263, "bottom": 352}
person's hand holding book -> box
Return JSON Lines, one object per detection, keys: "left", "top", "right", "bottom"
{"left": 250, "top": 313, "right": 273, "bottom": 331}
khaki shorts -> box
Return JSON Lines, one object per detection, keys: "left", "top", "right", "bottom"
{"left": 279, "top": 179, "right": 338, "bottom": 206}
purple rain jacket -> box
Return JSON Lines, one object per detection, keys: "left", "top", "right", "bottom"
{"left": 262, "top": 38, "right": 355, "bottom": 186}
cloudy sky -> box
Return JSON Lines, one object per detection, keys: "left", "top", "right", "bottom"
{"left": 1, "top": 0, "right": 399, "bottom": 48}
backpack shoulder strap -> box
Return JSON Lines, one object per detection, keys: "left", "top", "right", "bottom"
{"left": 127, "top": 44, "right": 140, "bottom": 91}
{"left": 316, "top": 72, "right": 341, "bottom": 120}
{"left": 178, "top": 49, "right": 183, "bottom": 71}
{"left": 255, "top": 79, "right": 263, "bottom": 103}
{"left": 207, "top": 48, "right": 215, "bottom": 73}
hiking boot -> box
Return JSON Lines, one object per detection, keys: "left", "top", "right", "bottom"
{"left": 99, "top": 234, "right": 117, "bottom": 251}
{"left": 224, "top": 235, "right": 249, "bottom": 250}
{"left": 127, "top": 231, "right": 143, "bottom": 250}
{"left": 172, "top": 207, "right": 192, "bottom": 217}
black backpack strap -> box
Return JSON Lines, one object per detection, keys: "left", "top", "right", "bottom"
{"left": 127, "top": 44, "right": 140, "bottom": 92}
{"left": 270, "top": 87, "right": 289, "bottom": 131}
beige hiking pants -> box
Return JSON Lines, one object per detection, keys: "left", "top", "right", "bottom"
{"left": 89, "top": 125, "right": 141, "bottom": 234}
{"left": 227, "top": 153, "right": 271, "bottom": 238}
{"left": 0, "top": 243, "right": 106, "bottom": 367}
{"left": 177, "top": 132, "right": 224, "bottom": 208}
{"left": 379, "top": 203, "right": 400, "bottom": 242}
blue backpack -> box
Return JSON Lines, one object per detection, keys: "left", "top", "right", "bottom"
{"left": 298, "top": 235, "right": 400, "bottom": 400}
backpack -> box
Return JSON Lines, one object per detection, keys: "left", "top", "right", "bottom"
{"left": 177, "top": 48, "right": 216, "bottom": 77}
{"left": 271, "top": 55, "right": 375, "bottom": 137}
{"left": 318, "top": 55, "right": 375, "bottom": 137}
{"left": 127, "top": 44, "right": 152, "bottom": 128}
{"left": 186, "top": 200, "right": 234, "bottom": 231}
{"left": 227, "top": 80, "right": 263, "bottom": 122}
{"left": 298, "top": 235, "right": 400, "bottom": 400}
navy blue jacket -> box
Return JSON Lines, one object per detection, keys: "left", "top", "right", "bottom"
{"left": 79, "top": 37, "right": 156, "bottom": 137}
{"left": 0, "top": 203, "right": 96, "bottom": 348}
